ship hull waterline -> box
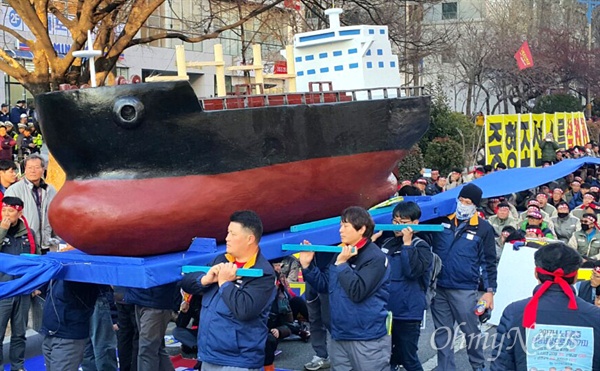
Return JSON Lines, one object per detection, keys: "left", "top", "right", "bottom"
{"left": 49, "top": 150, "right": 406, "bottom": 256}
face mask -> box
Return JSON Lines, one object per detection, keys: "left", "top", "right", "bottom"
{"left": 581, "top": 223, "right": 592, "bottom": 231}
{"left": 456, "top": 201, "right": 477, "bottom": 220}
{"left": 558, "top": 212, "right": 569, "bottom": 219}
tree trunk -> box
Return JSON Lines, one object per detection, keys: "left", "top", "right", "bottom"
{"left": 45, "top": 152, "right": 66, "bottom": 191}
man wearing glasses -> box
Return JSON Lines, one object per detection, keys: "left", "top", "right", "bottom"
{"left": 375, "top": 201, "right": 433, "bottom": 371}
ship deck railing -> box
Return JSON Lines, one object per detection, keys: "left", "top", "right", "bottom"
{"left": 200, "top": 85, "right": 425, "bottom": 111}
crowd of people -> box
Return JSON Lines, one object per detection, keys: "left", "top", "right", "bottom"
{"left": 1, "top": 124, "right": 600, "bottom": 371}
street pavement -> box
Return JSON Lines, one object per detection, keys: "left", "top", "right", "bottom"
{"left": 275, "top": 311, "right": 498, "bottom": 371}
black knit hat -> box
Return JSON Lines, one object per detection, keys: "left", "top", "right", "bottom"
{"left": 459, "top": 183, "right": 483, "bottom": 207}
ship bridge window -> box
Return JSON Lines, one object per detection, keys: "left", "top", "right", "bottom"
{"left": 299, "top": 32, "right": 335, "bottom": 42}
{"left": 348, "top": 48, "right": 357, "bottom": 54}
{"left": 319, "top": 52, "right": 328, "bottom": 59}
{"left": 333, "top": 50, "right": 342, "bottom": 57}
{"left": 339, "top": 30, "right": 360, "bottom": 36}
{"left": 442, "top": 2, "right": 458, "bottom": 20}
{"left": 377, "top": 49, "right": 383, "bottom": 56}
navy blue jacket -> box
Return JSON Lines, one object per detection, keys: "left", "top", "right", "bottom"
{"left": 491, "top": 285, "right": 600, "bottom": 371}
{"left": 576, "top": 280, "right": 598, "bottom": 304}
{"left": 40, "top": 281, "right": 104, "bottom": 339}
{"left": 568, "top": 192, "right": 583, "bottom": 210}
{"left": 125, "top": 282, "right": 179, "bottom": 310}
{"left": 379, "top": 234, "right": 433, "bottom": 321}
{"left": 180, "top": 250, "right": 276, "bottom": 369}
{"left": 8, "top": 107, "right": 24, "bottom": 125}
{"left": 424, "top": 213, "right": 497, "bottom": 291}
{"left": 0, "top": 220, "right": 35, "bottom": 282}
{"left": 303, "top": 241, "right": 390, "bottom": 341}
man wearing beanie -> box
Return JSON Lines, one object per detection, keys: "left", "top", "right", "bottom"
{"left": 423, "top": 183, "right": 497, "bottom": 371}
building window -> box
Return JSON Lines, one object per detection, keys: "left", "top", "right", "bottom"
{"left": 442, "top": 2, "right": 458, "bottom": 20}
{"left": 116, "top": 67, "right": 129, "bottom": 80}
{"left": 366, "top": 62, "right": 373, "bottom": 68}
{"left": 377, "top": 49, "right": 383, "bottom": 56}
{"left": 378, "top": 61, "right": 384, "bottom": 68}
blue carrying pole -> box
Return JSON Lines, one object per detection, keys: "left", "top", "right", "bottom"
{"left": 181, "top": 266, "right": 264, "bottom": 277}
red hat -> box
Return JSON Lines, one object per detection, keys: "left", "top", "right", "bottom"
{"left": 527, "top": 200, "right": 541, "bottom": 208}
{"left": 593, "top": 266, "right": 600, "bottom": 275}
{"left": 415, "top": 178, "right": 428, "bottom": 185}
{"left": 525, "top": 227, "right": 543, "bottom": 236}
{"left": 553, "top": 188, "right": 564, "bottom": 194}
{"left": 526, "top": 210, "right": 543, "bottom": 219}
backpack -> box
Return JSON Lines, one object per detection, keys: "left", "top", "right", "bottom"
{"left": 424, "top": 251, "right": 443, "bottom": 309}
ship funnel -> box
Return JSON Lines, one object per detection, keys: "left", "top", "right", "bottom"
{"left": 325, "top": 8, "right": 343, "bottom": 29}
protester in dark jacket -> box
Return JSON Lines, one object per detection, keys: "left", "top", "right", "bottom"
{"left": 40, "top": 281, "right": 105, "bottom": 371}
{"left": 300, "top": 206, "right": 391, "bottom": 371}
{"left": 491, "top": 242, "right": 600, "bottom": 371}
{"left": 181, "top": 210, "right": 276, "bottom": 370}
{"left": 0, "top": 196, "right": 36, "bottom": 371}
{"left": 125, "top": 282, "right": 179, "bottom": 371}
{"left": 376, "top": 201, "right": 432, "bottom": 371}
{"left": 423, "top": 184, "right": 496, "bottom": 371}
{"left": 576, "top": 263, "right": 600, "bottom": 304}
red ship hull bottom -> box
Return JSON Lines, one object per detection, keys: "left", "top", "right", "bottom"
{"left": 49, "top": 150, "right": 406, "bottom": 256}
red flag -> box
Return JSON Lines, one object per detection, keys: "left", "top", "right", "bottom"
{"left": 284, "top": 0, "right": 301, "bottom": 11}
{"left": 514, "top": 41, "right": 534, "bottom": 70}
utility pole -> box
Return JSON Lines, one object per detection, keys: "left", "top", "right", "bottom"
{"left": 578, "top": 0, "right": 600, "bottom": 118}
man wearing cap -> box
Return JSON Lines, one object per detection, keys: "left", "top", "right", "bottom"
{"left": 519, "top": 209, "right": 555, "bottom": 239}
{"left": 548, "top": 187, "right": 565, "bottom": 208}
{"left": 488, "top": 202, "right": 518, "bottom": 236}
{"left": 564, "top": 178, "right": 582, "bottom": 205}
{"left": 536, "top": 192, "right": 557, "bottom": 218}
{"left": 414, "top": 178, "right": 427, "bottom": 195}
{"left": 568, "top": 213, "right": 600, "bottom": 261}
{"left": 0, "top": 104, "right": 9, "bottom": 123}
{"left": 551, "top": 201, "right": 579, "bottom": 243}
{"left": 425, "top": 176, "right": 446, "bottom": 196}
{"left": 491, "top": 242, "right": 600, "bottom": 370}
{"left": 518, "top": 200, "right": 554, "bottom": 231}
{"left": 0, "top": 124, "right": 16, "bottom": 161}
{"left": 9, "top": 101, "right": 26, "bottom": 125}
{"left": 0, "top": 196, "right": 37, "bottom": 371}
{"left": 576, "top": 262, "right": 600, "bottom": 305}
{"left": 445, "top": 168, "right": 464, "bottom": 191}
{"left": 423, "top": 184, "right": 496, "bottom": 371}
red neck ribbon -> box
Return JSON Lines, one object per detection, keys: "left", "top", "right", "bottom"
{"left": 522, "top": 267, "right": 578, "bottom": 329}
{"left": 20, "top": 216, "right": 36, "bottom": 254}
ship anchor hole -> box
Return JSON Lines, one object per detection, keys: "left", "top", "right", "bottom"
{"left": 113, "top": 97, "right": 145, "bottom": 129}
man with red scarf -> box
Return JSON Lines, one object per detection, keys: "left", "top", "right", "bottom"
{"left": 0, "top": 196, "right": 36, "bottom": 371}
{"left": 491, "top": 242, "right": 600, "bottom": 370}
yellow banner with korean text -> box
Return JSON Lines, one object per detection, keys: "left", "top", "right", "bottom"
{"left": 485, "top": 112, "right": 588, "bottom": 168}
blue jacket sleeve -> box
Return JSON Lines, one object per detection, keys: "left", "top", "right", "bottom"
{"left": 479, "top": 223, "right": 498, "bottom": 291}
{"left": 399, "top": 239, "right": 433, "bottom": 280}
{"left": 334, "top": 253, "right": 388, "bottom": 303}
{"left": 302, "top": 263, "right": 330, "bottom": 294}
{"left": 219, "top": 273, "right": 276, "bottom": 321}
{"left": 490, "top": 305, "right": 519, "bottom": 371}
